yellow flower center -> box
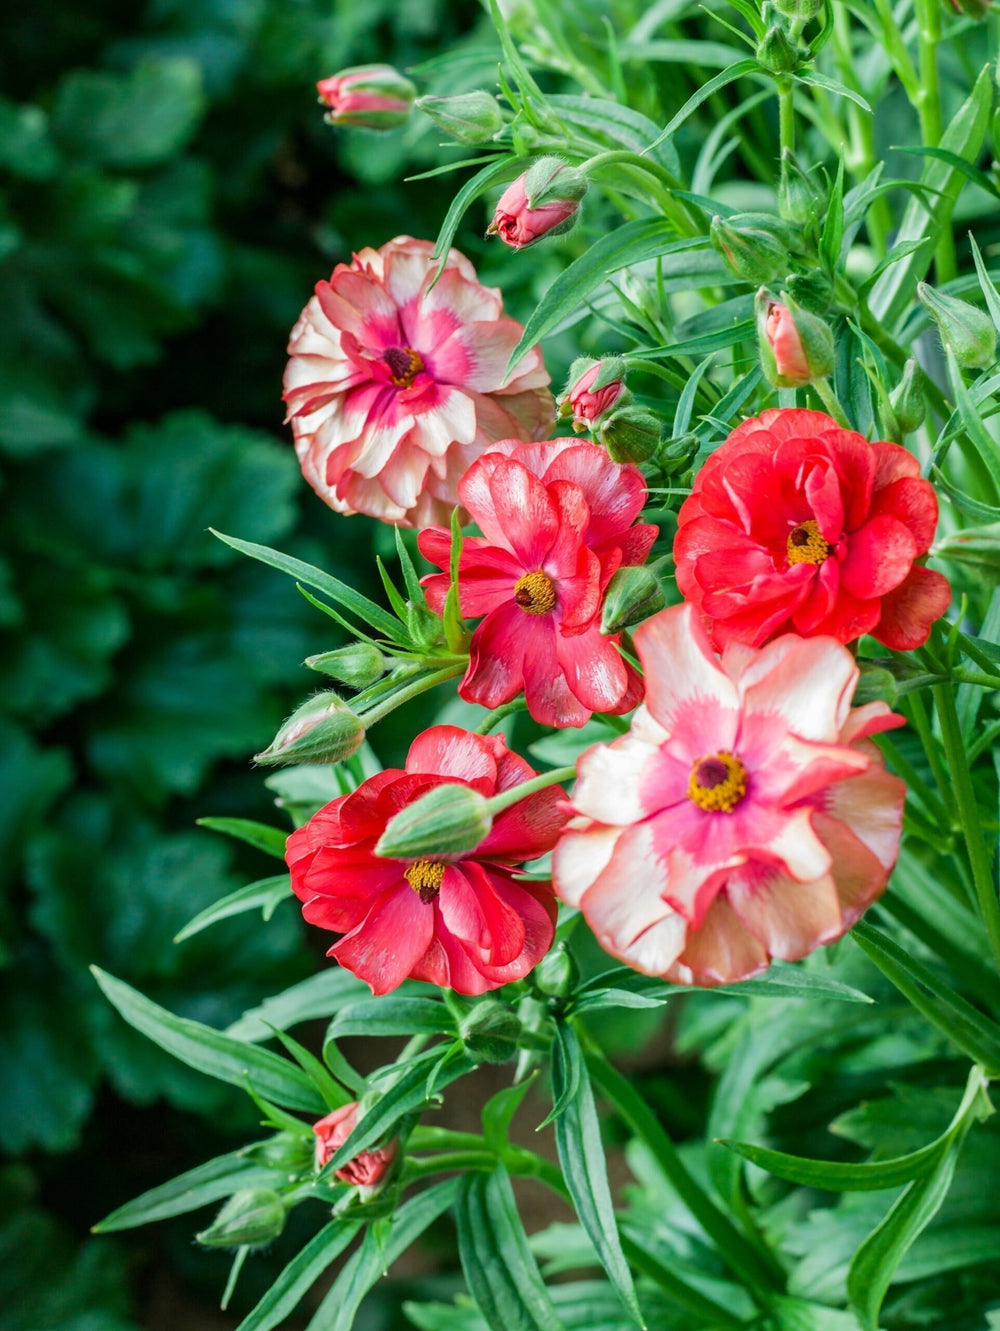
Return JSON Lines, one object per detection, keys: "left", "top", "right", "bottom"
{"left": 404, "top": 858, "right": 446, "bottom": 902}
{"left": 513, "top": 570, "right": 557, "bottom": 615}
{"left": 786, "top": 519, "right": 831, "bottom": 566}
{"left": 688, "top": 751, "right": 748, "bottom": 813}
{"left": 383, "top": 346, "right": 425, "bottom": 389}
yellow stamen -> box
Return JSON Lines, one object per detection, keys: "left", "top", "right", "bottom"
{"left": 688, "top": 751, "right": 748, "bottom": 813}
{"left": 786, "top": 518, "right": 830, "bottom": 566}
{"left": 513, "top": 570, "right": 557, "bottom": 615}
{"left": 383, "top": 346, "right": 424, "bottom": 389}
{"left": 404, "top": 858, "right": 446, "bottom": 902}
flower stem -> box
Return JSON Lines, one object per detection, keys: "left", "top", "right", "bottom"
{"left": 812, "top": 377, "right": 851, "bottom": 427}
{"left": 913, "top": 0, "right": 957, "bottom": 284}
{"left": 483, "top": 765, "right": 577, "bottom": 816}
{"left": 933, "top": 682, "right": 1000, "bottom": 971}
{"left": 358, "top": 663, "right": 465, "bottom": 728}
{"left": 475, "top": 698, "right": 527, "bottom": 735}
{"left": 778, "top": 79, "right": 795, "bottom": 160}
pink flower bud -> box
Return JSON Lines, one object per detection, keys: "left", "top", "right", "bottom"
{"left": 765, "top": 301, "right": 810, "bottom": 383}
{"left": 564, "top": 361, "right": 626, "bottom": 431}
{"left": 487, "top": 159, "right": 587, "bottom": 249}
{"left": 315, "top": 65, "right": 416, "bottom": 130}
{"left": 313, "top": 1103, "right": 398, "bottom": 1192}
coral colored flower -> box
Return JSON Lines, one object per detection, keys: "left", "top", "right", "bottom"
{"left": 283, "top": 236, "right": 554, "bottom": 526}
{"left": 313, "top": 1103, "right": 398, "bottom": 1190}
{"left": 675, "top": 408, "right": 951, "bottom": 651}
{"left": 553, "top": 603, "right": 907, "bottom": 986}
{"left": 765, "top": 301, "right": 809, "bottom": 382}
{"left": 563, "top": 361, "right": 627, "bottom": 432}
{"left": 419, "top": 439, "right": 658, "bottom": 727}
{"left": 286, "top": 725, "right": 565, "bottom": 995}
{"left": 316, "top": 65, "right": 416, "bottom": 130}
{"left": 487, "top": 161, "right": 587, "bottom": 249}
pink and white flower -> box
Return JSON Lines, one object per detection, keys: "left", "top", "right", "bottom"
{"left": 283, "top": 236, "right": 554, "bottom": 526}
{"left": 553, "top": 603, "right": 906, "bottom": 985}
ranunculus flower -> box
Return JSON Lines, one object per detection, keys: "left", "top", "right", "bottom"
{"left": 553, "top": 603, "right": 906, "bottom": 986}
{"left": 419, "top": 439, "right": 658, "bottom": 728}
{"left": 283, "top": 236, "right": 554, "bottom": 526}
{"left": 756, "top": 291, "right": 834, "bottom": 388}
{"left": 561, "top": 358, "right": 627, "bottom": 432}
{"left": 286, "top": 725, "right": 565, "bottom": 994}
{"left": 313, "top": 1103, "right": 398, "bottom": 1191}
{"left": 487, "top": 160, "right": 588, "bottom": 249}
{"left": 674, "top": 408, "right": 951, "bottom": 650}
{"left": 316, "top": 65, "right": 416, "bottom": 130}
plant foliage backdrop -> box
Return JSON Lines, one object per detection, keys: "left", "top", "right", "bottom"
{"left": 5, "top": 0, "right": 1000, "bottom": 1329}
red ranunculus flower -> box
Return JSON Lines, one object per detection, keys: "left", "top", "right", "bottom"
{"left": 674, "top": 408, "right": 950, "bottom": 650}
{"left": 419, "top": 439, "right": 658, "bottom": 728}
{"left": 313, "top": 1103, "right": 398, "bottom": 1192}
{"left": 286, "top": 725, "right": 565, "bottom": 995}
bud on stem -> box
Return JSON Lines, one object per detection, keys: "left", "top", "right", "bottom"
{"left": 255, "top": 692, "right": 365, "bottom": 766}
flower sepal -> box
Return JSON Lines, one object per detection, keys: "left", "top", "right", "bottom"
{"left": 375, "top": 783, "right": 492, "bottom": 860}
{"left": 196, "top": 1189, "right": 286, "bottom": 1250}
{"left": 255, "top": 692, "right": 365, "bottom": 767}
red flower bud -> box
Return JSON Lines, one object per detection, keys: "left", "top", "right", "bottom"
{"left": 316, "top": 65, "right": 416, "bottom": 130}
{"left": 560, "top": 357, "right": 627, "bottom": 431}
{"left": 487, "top": 159, "right": 587, "bottom": 249}
{"left": 756, "top": 289, "right": 834, "bottom": 388}
{"left": 313, "top": 1103, "right": 398, "bottom": 1192}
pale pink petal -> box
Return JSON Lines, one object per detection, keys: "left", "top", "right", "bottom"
{"left": 813, "top": 764, "right": 905, "bottom": 872}
{"left": 573, "top": 732, "right": 662, "bottom": 826}
{"left": 733, "top": 635, "right": 858, "bottom": 742}
{"left": 667, "top": 894, "right": 770, "bottom": 986}
{"left": 553, "top": 822, "right": 622, "bottom": 907}
{"left": 726, "top": 862, "right": 845, "bottom": 960}
{"left": 633, "top": 604, "right": 740, "bottom": 734}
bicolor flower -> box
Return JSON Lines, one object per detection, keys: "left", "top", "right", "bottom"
{"left": 286, "top": 726, "right": 565, "bottom": 995}
{"left": 674, "top": 408, "right": 951, "bottom": 650}
{"left": 316, "top": 65, "right": 416, "bottom": 130}
{"left": 283, "top": 236, "right": 554, "bottom": 526}
{"left": 419, "top": 439, "right": 658, "bottom": 728}
{"left": 553, "top": 603, "right": 907, "bottom": 985}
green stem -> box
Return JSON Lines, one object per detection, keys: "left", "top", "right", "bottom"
{"left": 483, "top": 765, "right": 577, "bottom": 816}
{"left": 905, "top": 691, "right": 958, "bottom": 820}
{"left": 475, "top": 699, "right": 527, "bottom": 735}
{"left": 855, "top": 300, "right": 952, "bottom": 422}
{"left": 778, "top": 79, "right": 795, "bottom": 160}
{"left": 831, "top": 2, "right": 891, "bottom": 255}
{"left": 358, "top": 663, "right": 465, "bottom": 728}
{"left": 913, "top": 0, "right": 957, "bottom": 283}
{"left": 812, "top": 378, "right": 851, "bottom": 428}
{"left": 952, "top": 669, "right": 1000, "bottom": 691}
{"left": 933, "top": 683, "right": 1000, "bottom": 971}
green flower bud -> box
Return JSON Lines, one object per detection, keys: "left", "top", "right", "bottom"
{"left": 782, "top": 269, "right": 833, "bottom": 315}
{"left": 756, "top": 25, "right": 803, "bottom": 74}
{"left": 533, "top": 942, "right": 578, "bottom": 1000}
{"left": 255, "top": 692, "right": 365, "bottom": 767}
{"left": 597, "top": 405, "right": 664, "bottom": 465}
{"left": 196, "top": 1189, "right": 286, "bottom": 1249}
{"left": 656, "top": 432, "right": 699, "bottom": 478}
{"left": 917, "top": 282, "right": 997, "bottom": 370}
{"left": 241, "top": 1133, "right": 314, "bottom": 1171}
{"left": 853, "top": 662, "right": 899, "bottom": 708}
{"left": 416, "top": 91, "right": 504, "bottom": 143}
{"left": 756, "top": 287, "right": 835, "bottom": 388}
{"left": 406, "top": 601, "right": 443, "bottom": 650}
{"left": 710, "top": 213, "right": 789, "bottom": 285}
{"left": 601, "top": 560, "right": 667, "bottom": 634}
{"left": 889, "top": 360, "right": 926, "bottom": 434}
{"left": 773, "top": 0, "right": 824, "bottom": 20}
{"left": 305, "top": 643, "right": 387, "bottom": 689}
{"left": 524, "top": 156, "right": 589, "bottom": 209}
{"left": 460, "top": 997, "right": 521, "bottom": 1063}
{"left": 778, "top": 149, "right": 820, "bottom": 228}
{"left": 375, "top": 784, "right": 492, "bottom": 860}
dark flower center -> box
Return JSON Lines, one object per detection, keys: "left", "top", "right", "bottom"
{"left": 404, "top": 858, "right": 445, "bottom": 902}
{"left": 513, "top": 571, "right": 557, "bottom": 615}
{"left": 786, "top": 519, "right": 831, "bottom": 566}
{"left": 383, "top": 346, "right": 425, "bottom": 389}
{"left": 688, "top": 751, "right": 748, "bottom": 812}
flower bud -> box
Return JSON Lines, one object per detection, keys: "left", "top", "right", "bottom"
{"left": 305, "top": 643, "right": 387, "bottom": 689}
{"left": 782, "top": 269, "right": 833, "bottom": 315}
{"left": 756, "top": 25, "right": 803, "bottom": 74}
{"left": 558, "top": 356, "right": 628, "bottom": 431}
{"left": 756, "top": 288, "right": 835, "bottom": 387}
{"left": 459, "top": 997, "right": 521, "bottom": 1063}
{"left": 710, "top": 213, "right": 789, "bottom": 285}
{"left": 601, "top": 560, "right": 667, "bottom": 634}
{"left": 773, "top": 0, "right": 824, "bottom": 19}
{"left": 917, "top": 282, "right": 997, "bottom": 370}
{"left": 889, "top": 360, "right": 926, "bottom": 434}
{"left": 254, "top": 692, "right": 365, "bottom": 766}
{"left": 853, "top": 662, "right": 899, "bottom": 708}
{"left": 656, "top": 432, "right": 699, "bottom": 478}
{"left": 316, "top": 65, "right": 416, "bottom": 131}
{"left": 487, "top": 158, "right": 587, "bottom": 249}
{"left": 313, "top": 1103, "right": 398, "bottom": 1194}
{"left": 196, "top": 1189, "right": 286, "bottom": 1249}
{"left": 416, "top": 91, "right": 504, "bottom": 144}
{"left": 406, "top": 601, "right": 443, "bottom": 649}
{"left": 375, "top": 783, "right": 492, "bottom": 860}
{"left": 597, "top": 405, "right": 664, "bottom": 465}
{"left": 778, "top": 149, "right": 820, "bottom": 228}
{"left": 533, "top": 942, "right": 578, "bottom": 1000}
{"left": 241, "top": 1133, "right": 313, "bottom": 1172}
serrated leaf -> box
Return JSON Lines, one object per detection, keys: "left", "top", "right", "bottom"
{"left": 235, "top": 1218, "right": 362, "bottom": 1331}
{"left": 91, "top": 967, "right": 325, "bottom": 1112}
{"left": 93, "top": 1150, "right": 280, "bottom": 1232}
{"left": 174, "top": 875, "right": 291, "bottom": 942}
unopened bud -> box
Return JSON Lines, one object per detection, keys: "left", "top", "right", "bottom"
{"left": 306, "top": 643, "right": 387, "bottom": 688}
{"left": 601, "top": 560, "right": 667, "bottom": 634}
{"left": 889, "top": 360, "right": 926, "bottom": 434}
{"left": 917, "top": 282, "right": 997, "bottom": 370}
{"left": 255, "top": 692, "right": 365, "bottom": 766}
{"left": 783, "top": 269, "right": 833, "bottom": 314}
{"left": 558, "top": 356, "right": 628, "bottom": 431}
{"left": 416, "top": 91, "right": 504, "bottom": 143}
{"left": 533, "top": 942, "right": 578, "bottom": 1000}
{"left": 656, "top": 432, "right": 699, "bottom": 478}
{"left": 773, "top": 0, "right": 824, "bottom": 20}
{"left": 710, "top": 213, "right": 790, "bottom": 285}
{"left": 853, "top": 662, "right": 899, "bottom": 708}
{"left": 460, "top": 997, "right": 520, "bottom": 1062}
{"left": 375, "top": 783, "right": 492, "bottom": 860}
{"left": 197, "top": 1189, "right": 286, "bottom": 1249}
{"left": 487, "top": 158, "right": 587, "bottom": 249}
{"left": 598, "top": 405, "right": 663, "bottom": 465}
{"left": 406, "top": 601, "right": 443, "bottom": 649}
{"left": 756, "top": 25, "right": 803, "bottom": 74}
{"left": 241, "top": 1133, "right": 313, "bottom": 1172}
{"left": 778, "top": 149, "right": 820, "bottom": 228}
{"left": 316, "top": 65, "right": 416, "bottom": 131}
{"left": 756, "top": 288, "right": 835, "bottom": 387}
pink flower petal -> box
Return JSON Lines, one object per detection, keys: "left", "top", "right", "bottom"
{"left": 633, "top": 604, "right": 740, "bottom": 734}
{"left": 405, "top": 725, "right": 498, "bottom": 791}
{"left": 840, "top": 515, "right": 919, "bottom": 599}
{"left": 438, "top": 863, "right": 526, "bottom": 967}
{"left": 726, "top": 862, "right": 844, "bottom": 961}
{"left": 667, "top": 893, "right": 770, "bottom": 986}
{"left": 732, "top": 634, "right": 858, "bottom": 742}
{"left": 873, "top": 566, "right": 951, "bottom": 650}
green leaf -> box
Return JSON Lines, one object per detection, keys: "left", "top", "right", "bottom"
{"left": 266, "top": 1025, "right": 351, "bottom": 1111}
{"left": 456, "top": 1164, "right": 566, "bottom": 1331}
{"left": 432, "top": 156, "right": 525, "bottom": 264}
{"left": 969, "top": 234, "right": 1000, "bottom": 329}
{"left": 894, "top": 145, "right": 1000, "bottom": 201}
{"left": 544, "top": 94, "right": 679, "bottom": 173}
{"left": 305, "top": 1179, "right": 460, "bottom": 1331}
{"left": 226, "top": 968, "right": 369, "bottom": 1042}
{"left": 327, "top": 996, "right": 456, "bottom": 1039}
{"left": 93, "top": 1150, "right": 280, "bottom": 1232}
{"left": 196, "top": 817, "right": 288, "bottom": 859}
{"left": 174, "top": 875, "right": 291, "bottom": 942}
{"left": 210, "top": 531, "right": 404, "bottom": 643}
{"left": 91, "top": 967, "right": 325, "bottom": 1113}
{"left": 719, "top": 1135, "right": 948, "bottom": 1192}
{"left": 482, "top": 1075, "right": 537, "bottom": 1153}
{"left": 944, "top": 348, "right": 1000, "bottom": 496}
{"left": 645, "top": 59, "right": 760, "bottom": 156}
{"left": 795, "top": 70, "right": 872, "bottom": 114}
{"left": 235, "top": 1218, "right": 362, "bottom": 1331}
{"left": 820, "top": 155, "right": 845, "bottom": 274}
{"left": 551, "top": 1025, "right": 643, "bottom": 1327}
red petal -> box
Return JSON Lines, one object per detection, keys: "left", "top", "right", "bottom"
{"left": 332, "top": 885, "right": 435, "bottom": 994}
{"left": 873, "top": 566, "right": 951, "bottom": 650}
{"left": 405, "top": 725, "right": 498, "bottom": 790}
{"left": 840, "top": 515, "right": 918, "bottom": 598}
